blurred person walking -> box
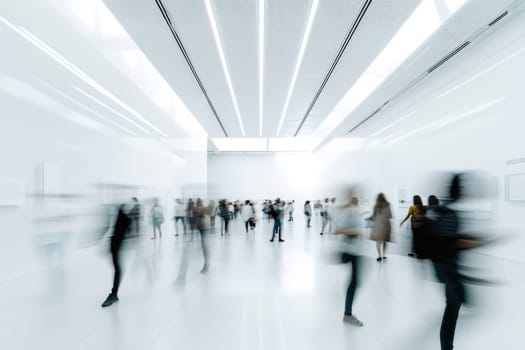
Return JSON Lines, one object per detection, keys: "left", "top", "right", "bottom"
{"left": 173, "top": 198, "right": 187, "bottom": 236}
{"left": 334, "top": 191, "right": 365, "bottom": 327}
{"left": 208, "top": 200, "right": 217, "bottom": 228}
{"left": 186, "top": 198, "right": 196, "bottom": 234}
{"left": 269, "top": 199, "right": 284, "bottom": 242}
{"left": 151, "top": 198, "right": 164, "bottom": 239}
{"left": 219, "top": 199, "right": 230, "bottom": 236}
{"left": 400, "top": 195, "right": 426, "bottom": 257}
{"left": 287, "top": 201, "right": 294, "bottom": 222}
{"left": 129, "top": 197, "right": 142, "bottom": 236}
{"left": 320, "top": 198, "right": 330, "bottom": 235}
{"left": 241, "top": 200, "right": 255, "bottom": 233}
{"left": 101, "top": 204, "right": 131, "bottom": 307}
{"left": 304, "top": 200, "right": 312, "bottom": 228}
{"left": 418, "top": 175, "right": 481, "bottom": 350}
{"left": 369, "top": 193, "right": 392, "bottom": 261}
{"left": 176, "top": 198, "right": 211, "bottom": 284}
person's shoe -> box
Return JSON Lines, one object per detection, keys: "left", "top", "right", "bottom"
{"left": 279, "top": 239, "right": 285, "bottom": 242}
{"left": 408, "top": 253, "right": 415, "bottom": 257}
{"left": 200, "top": 266, "right": 209, "bottom": 274}
{"left": 101, "top": 294, "right": 118, "bottom": 308}
{"left": 175, "top": 233, "right": 179, "bottom": 237}
{"left": 382, "top": 256, "right": 387, "bottom": 260}
{"left": 270, "top": 239, "right": 274, "bottom": 242}
{"left": 376, "top": 257, "right": 382, "bottom": 262}
{"left": 320, "top": 232, "right": 324, "bottom": 235}
{"left": 151, "top": 237, "right": 155, "bottom": 240}
{"left": 343, "top": 314, "right": 363, "bottom": 327}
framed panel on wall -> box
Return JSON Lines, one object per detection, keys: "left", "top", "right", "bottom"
{"left": 505, "top": 173, "right": 525, "bottom": 201}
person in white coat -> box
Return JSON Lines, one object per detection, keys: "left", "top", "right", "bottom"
{"left": 241, "top": 200, "right": 255, "bottom": 233}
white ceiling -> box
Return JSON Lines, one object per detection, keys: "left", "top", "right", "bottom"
{"left": 3, "top": 0, "right": 516, "bottom": 152}
{"left": 102, "top": 0, "right": 426, "bottom": 139}
{"left": 101, "top": 0, "right": 519, "bottom": 152}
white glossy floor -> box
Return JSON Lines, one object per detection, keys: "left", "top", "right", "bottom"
{"left": 0, "top": 215, "right": 523, "bottom": 350}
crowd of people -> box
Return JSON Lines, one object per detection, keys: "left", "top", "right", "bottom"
{"left": 98, "top": 173, "right": 492, "bottom": 350}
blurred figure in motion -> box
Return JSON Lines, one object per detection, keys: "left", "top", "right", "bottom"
{"left": 186, "top": 198, "right": 196, "bottom": 234}
{"left": 400, "top": 195, "right": 426, "bottom": 257}
{"left": 314, "top": 200, "right": 322, "bottom": 217}
{"left": 219, "top": 199, "right": 230, "bottom": 236}
{"left": 129, "top": 197, "right": 142, "bottom": 237}
{"left": 269, "top": 198, "right": 284, "bottom": 242}
{"left": 208, "top": 200, "right": 216, "bottom": 228}
{"left": 420, "top": 174, "right": 482, "bottom": 350}
{"left": 287, "top": 200, "right": 294, "bottom": 222}
{"left": 241, "top": 200, "right": 255, "bottom": 233}
{"left": 173, "top": 198, "right": 186, "bottom": 236}
{"left": 176, "top": 198, "right": 211, "bottom": 284}
{"left": 227, "top": 201, "right": 234, "bottom": 220}
{"left": 101, "top": 203, "right": 131, "bottom": 307}
{"left": 320, "top": 198, "right": 329, "bottom": 235}
{"left": 334, "top": 190, "right": 365, "bottom": 327}
{"left": 151, "top": 198, "right": 164, "bottom": 240}
{"left": 304, "top": 200, "right": 312, "bottom": 228}
{"left": 369, "top": 193, "right": 392, "bottom": 262}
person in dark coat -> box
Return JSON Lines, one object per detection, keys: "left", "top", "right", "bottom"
{"left": 101, "top": 204, "right": 131, "bottom": 307}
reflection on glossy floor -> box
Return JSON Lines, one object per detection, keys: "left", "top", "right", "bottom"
{"left": 0, "top": 216, "right": 522, "bottom": 350}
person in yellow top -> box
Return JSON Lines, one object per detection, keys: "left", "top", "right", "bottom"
{"left": 400, "top": 195, "right": 426, "bottom": 257}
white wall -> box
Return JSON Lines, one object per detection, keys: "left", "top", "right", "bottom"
{"left": 0, "top": 1, "right": 208, "bottom": 281}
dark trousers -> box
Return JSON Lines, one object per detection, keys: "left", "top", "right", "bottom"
{"left": 433, "top": 261, "right": 465, "bottom": 350}
{"left": 110, "top": 247, "right": 121, "bottom": 296}
{"left": 221, "top": 217, "right": 230, "bottom": 234}
{"left": 271, "top": 218, "right": 282, "bottom": 240}
{"left": 245, "top": 220, "right": 249, "bottom": 233}
{"left": 344, "top": 254, "right": 360, "bottom": 316}
{"left": 306, "top": 214, "right": 311, "bottom": 227}
{"left": 174, "top": 216, "right": 186, "bottom": 234}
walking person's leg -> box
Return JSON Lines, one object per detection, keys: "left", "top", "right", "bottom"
{"left": 277, "top": 219, "right": 284, "bottom": 241}
{"left": 343, "top": 255, "right": 363, "bottom": 326}
{"left": 102, "top": 247, "right": 121, "bottom": 307}
{"left": 200, "top": 228, "right": 209, "bottom": 273}
{"left": 245, "top": 220, "right": 249, "bottom": 233}
{"left": 440, "top": 280, "right": 464, "bottom": 350}
{"left": 271, "top": 219, "right": 277, "bottom": 241}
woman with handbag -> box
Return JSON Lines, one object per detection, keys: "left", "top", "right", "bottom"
{"left": 369, "top": 193, "right": 392, "bottom": 261}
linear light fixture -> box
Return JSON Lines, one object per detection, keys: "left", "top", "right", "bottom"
{"left": 258, "top": 0, "right": 265, "bottom": 136}
{"left": 75, "top": 87, "right": 151, "bottom": 134}
{"left": 313, "top": 0, "right": 468, "bottom": 140}
{"left": 205, "top": 0, "right": 246, "bottom": 136}
{"left": 276, "top": 0, "right": 319, "bottom": 136}
{"left": 0, "top": 16, "right": 167, "bottom": 136}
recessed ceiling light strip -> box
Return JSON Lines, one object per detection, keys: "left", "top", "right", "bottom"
{"left": 154, "top": 0, "right": 229, "bottom": 137}
{"left": 276, "top": 0, "right": 319, "bottom": 136}
{"left": 293, "top": 0, "right": 373, "bottom": 137}
{"left": 205, "top": 0, "right": 246, "bottom": 136}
